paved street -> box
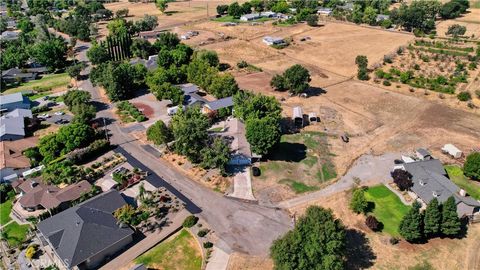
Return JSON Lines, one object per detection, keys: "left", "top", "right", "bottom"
{"left": 74, "top": 40, "right": 292, "bottom": 256}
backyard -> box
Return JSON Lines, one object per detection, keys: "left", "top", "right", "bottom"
{"left": 2, "top": 222, "right": 30, "bottom": 247}
{"left": 445, "top": 165, "right": 480, "bottom": 200}
{"left": 364, "top": 185, "right": 410, "bottom": 237}
{"left": 254, "top": 131, "right": 337, "bottom": 202}
{"left": 0, "top": 199, "right": 13, "bottom": 225}
{"left": 135, "top": 229, "right": 202, "bottom": 270}
{"left": 2, "top": 73, "right": 70, "bottom": 94}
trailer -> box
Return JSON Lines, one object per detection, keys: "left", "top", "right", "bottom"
{"left": 293, "top": 106, "right": 303, "bottom": 128}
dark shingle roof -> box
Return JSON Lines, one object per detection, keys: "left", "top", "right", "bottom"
{"left": 204, "top": 96, "right": 233, "bottom": 111}
{"left": 37, "top": 190, "right": 133, "bottom": 268}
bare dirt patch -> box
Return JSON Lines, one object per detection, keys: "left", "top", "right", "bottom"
{"left": 436, "top": 9, "right": 480, "bottom": 38}
{"left": 132, "top": 102, "right": 154, "bottom": 119}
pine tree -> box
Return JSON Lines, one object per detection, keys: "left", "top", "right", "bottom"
{"left": 423, "top": 198, "right": 441, "bottom": 237}
{"left": 399, "top": 201, "right": 423, "bottom": 242}
{"left": 441, "top": 196, "right": 461, "bottom": 237}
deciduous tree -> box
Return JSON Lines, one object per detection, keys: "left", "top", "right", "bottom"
{"left": 245, "top": 116, "right": 281, "bottom": 156}
{"left": 464, "top": 152, "right": 480, "bottom": 180}
{"left": 350, "top": 188, "right": 368, "bottom": 214}
{"left": 147, "top": 120, "right": 173, "bottom": 148}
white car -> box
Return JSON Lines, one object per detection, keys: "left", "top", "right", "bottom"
{"left": 38, "top": 113, "right": 50, "bottom": 119}
{"left": 54, "top": 111, "right": 65, "bottom": 116}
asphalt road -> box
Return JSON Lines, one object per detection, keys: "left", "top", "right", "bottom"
{"left": 75, "top": 40, "right": 292, "bottom": 255}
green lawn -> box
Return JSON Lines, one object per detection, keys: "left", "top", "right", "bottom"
{"left": 445, "top": 165, "right": 480, "bottom": 200}
{"left": 2, "top": 73, "right": 70, "bottom": 94}
{"left": 0, "top": 199, "right": 13, "bottom": 225}
{"left": 364, "top": 185, "right": 411, "bottom": 237}
{"left": 279, "top": 179, "right": 319, "bottom": 194}
{"left": 135, "top": 229, "right": 202, "bottom": 270}
{"left": 3, "top": 222, "right": 30, "bottom": 247}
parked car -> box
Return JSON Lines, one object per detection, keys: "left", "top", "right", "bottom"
{"left": 54, "top": 111, "right": 65, "bottom": 116}
{"left": 55, "top": 119, "right": 69, "bottom": 125}
{"left": 38, "top": 113, "right": 50, "bottom": 119}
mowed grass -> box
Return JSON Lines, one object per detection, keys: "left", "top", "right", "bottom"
{"left": 364, "top": 185, "right": 410, "bottom": 237}
{"left": 445, "top": 165, "right": 480, "bottom": 200}
{"left": 0, "top": 199, "right": 13, "bottom": 225}
{"left": 3, "top": 222, "right": 30, "bottom": 247}
{"left": 2, "top": 73, "right": 70, "bottom": 94}
{"left": 135, "top": 229, "right": 202, "bottom": 270}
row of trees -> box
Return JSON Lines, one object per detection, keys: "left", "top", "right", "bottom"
{"left": 270, "top": 64, "right": 311, "bottom": 95}
{"left": 355, "top": 55, "right": 369, "bottom": 80}
{"left": 399, "top": 198, "right": 461, "bottom": 242}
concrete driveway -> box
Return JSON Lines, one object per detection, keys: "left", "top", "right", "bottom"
{"left": 228, "top": 166, "right": 256, "bottom": 201}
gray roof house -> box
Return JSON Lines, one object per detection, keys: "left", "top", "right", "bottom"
{"left": 0, "top": 30, "right": 19, "bottom": 41}
{"left": 1, "top": 68, "right": 38, "bottom": 83}
{"left": 0, "top": 92, "right": 31, "bottom": 112}
{"left": 37, "top": 190, "right": 134, "bottom": 270}
{"left": 222, "top": 118, "right": 253, "bottom": 165}
{"left": 0, "top": 108, "right": 33, "bottom": 141}
{"left": 178, "top": 83, "right": 199, "bottom": 95}
{"left": 129, "top": 55, "right": 158, "bottom": 71}
{"left": 401, "top": 159, "right": 480, "bottom": 217}
{"left": 202, "top": 96, "right": 233, "bottom": 113}
{"left": 376, "top": 14, "right": 390, "bottom": 22}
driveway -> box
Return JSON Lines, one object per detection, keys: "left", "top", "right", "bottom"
{"left": 228, "top": 166, "right": 256, "bottom": 201}
{"left": 278, "top": 152, "right": 400, "bottom": 209}
{"left": 44, "top": 113, "right": 73, "bottom": 125}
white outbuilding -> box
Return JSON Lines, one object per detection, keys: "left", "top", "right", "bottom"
{"left": 441, "top": 144, "right": 463, "bottom": 158}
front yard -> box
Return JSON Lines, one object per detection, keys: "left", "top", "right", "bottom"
{"left": 135, "top": 229, "right": 202, "bottom": 270}
{"left": 364, "top": 185, "right": 410, "bottom": 237}
{"left": 445, "top": 165, "right": 480, "bottom": 200}
{"left": 257, "top": 131, "right": 337, "bottom": 194}
{"left": 0, "top": 199, "right": 13, "bottom": 225}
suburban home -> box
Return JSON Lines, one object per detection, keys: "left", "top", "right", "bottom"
{"left": 262, "top": 36, "right": 286, "bottom": 46}
{"left": 37, "top": 190, "right": 134, "bottom": 270}
{"left": 415, "top": 148, "right": 432, "bottom": 160}
{"left": 317, "top": 8, "right": 333, "bottom": 16}
{"left": 129, "top": 55, "right": 158, "bottom": 71}
{"left": 0, "top": 136, "right": 38, "bottom": 182}
{"left": 0, "top": 92, "right": 31, "bottom": 112}
{"left": 376, "top": 14, "right": 390, "bottom": 23}
{"left": 0, "top": 108, "right": 34, "bottom": 141}
{"left": 184, "top": 92, "right": 207, "bottom": 107}
{"left": 178, "top": 83, "right": 199, "bottom": 95}
{"left": 138, "top": 30, "right": 162, "bottom": 39}
{"left": 1, "top": 68, "right": 38, "bottom": 83}
{"left": 222, "top": 118, "right": 254, "bottom": 165}
{"left": 12, "top": 179, "right": 92, "bottom": 213}
{"left": 202, "top": 96, "right": 233, "bottom": 115}
{"left": 441, "top": 144, "right": 463, "bottom": 159}
{"left": 0, "top": 30, "right": 19, "bottom": 41}
{"left": 397, "top": 158, "right": 480, "bottom": 217}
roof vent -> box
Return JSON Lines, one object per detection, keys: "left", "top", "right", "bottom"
{"left": 30, "top": 181, "right": 38, "bottom": 188}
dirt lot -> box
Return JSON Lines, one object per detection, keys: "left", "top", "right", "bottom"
{"left": 228, "top": 191, "right": 480, "bottom": 270}
{"left": 436, "top": 8, "right": 480, "bottom": 38}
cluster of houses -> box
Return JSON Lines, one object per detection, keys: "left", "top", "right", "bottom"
{"left": 393, "top": 148, "right": 480, "bottom": 218}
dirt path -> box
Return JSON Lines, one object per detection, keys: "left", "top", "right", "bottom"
{"left": 467, "top": 231, "right": 480, "bottom": 270}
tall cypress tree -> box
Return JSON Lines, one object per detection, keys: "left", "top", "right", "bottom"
{"left": 441, "top": 196, "right": 461, "bottom": 237}
{"left": 399, "top": 201, "right": 423, "bottom": 242}
{"left": 424, "top": 198, "right": 441, "bottom": 237}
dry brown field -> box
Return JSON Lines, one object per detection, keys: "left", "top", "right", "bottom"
{"left": 228, "top": 191, "right": 480, "bottom": 270}
{"left": 436, "top": 8, "right": 480, "bottom": 38}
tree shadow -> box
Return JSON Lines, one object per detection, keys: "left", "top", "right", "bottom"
{"left": 265, "top": 142, "right": 307, "bottom": 162}
{"left": 90, "top": 100, "right": 110, "bottom": 112}
{"left": 365, "top": 201, "right": 375, "bottom": 213}
{"left": 345, "top": 229, "right": 376, "bottom": 270}
{"left": 305, "top": 87, "right": 327, "bottom": 97}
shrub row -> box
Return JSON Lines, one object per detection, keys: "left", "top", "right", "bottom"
{"left": 117, "top": 101, "right": 147, "bottom": 122}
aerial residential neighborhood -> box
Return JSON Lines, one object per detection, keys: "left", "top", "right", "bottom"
{"left": 1, "top": 0, "right": 480, "bottom": 270}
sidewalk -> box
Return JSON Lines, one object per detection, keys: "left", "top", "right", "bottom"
{"left": 206, "top": 246, "right": 231, "bottom": 270}
{"left": 99, "top": 209, "right": 190, "bottom": 270}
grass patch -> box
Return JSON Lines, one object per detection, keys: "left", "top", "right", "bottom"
{"left": 212, "top": 16, "right": 241, "bottom": 23}
{"left": 0, "top": 199, "right": 13, "bottom": 225}
{"left": 445, "top": 165, "right": 480, "bottom": 200}
{"left": 321, "top": 162, "right": 337, "bottom": 181}
{"left": 3, "top": 222, "right": 30, "bottom": 247}
{"left": 279, "top": 179, "right": 319, "bottom": 193}
{"left": 301, "top": 155, "right": 318, "bottom": 167}
{"left": 135, "top": 229, "right": 202, "bottom": 270}
{"left": 28, "top": 92, "right": 51, "bottom": 101}
{"left": 2, "top": 73, "right": 70, "bottom": 94}
{"left": 208, "top": 127, "right": 223, "bottom": 132}
{"left": 364, "top": 185, "right": 410, "bottom": 237}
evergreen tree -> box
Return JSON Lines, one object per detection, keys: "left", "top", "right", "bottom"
{"left": 350, "top": 188, "right": 368, "bottom": 214}
{"left": 423, "top": 198, "right": 441, "bottom": 237}
{"left": 399, "top": 201, "right": 423, "bottom": 242}
{"left": 441, "top": 196, "right": 461, "bottom": 237}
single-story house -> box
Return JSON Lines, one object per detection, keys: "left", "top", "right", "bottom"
{"left": 0, "top": 136, "right": 38, "bottom": 182}
{"left": 37, "top": 190, "right": 134, "bottom": 270}
{"left": 0, "top": 30, "right": 19, "bottom": 41}
{"left": 129, "top": 55, "right": 158, "bottom": 71}
{"left": 441, "top": 144, "right": 463, "bottom": 159}
{"left": 338, "top": 2, "right": 354, "bottom": 11}
{"left": 398, "top": 158, "right": 480, "bottom": 217}
{"left": 317, "top": 8, "right": 333, "bottom": 16}
{"left": 0, "top": 92, "right": 31, "bottom": 112}
{"left": 138, "top": 30, "right": 162, "bottom": 39}
{"left": 202, "top": 96, "right": 233, "bottom": 114}
{"left": 262, "top": 36, "right": 286, "bottom": 46}
{"left": 376, "top": 14, "right": 390, "bottom": 23}
{"left": 0, "top": 108, "right": 34, "bottom": 141}
{"left": 178, "top": 83, "right": 200, "bottom": 95}
{"left": 13, "top": 179, "right": 92, "bottom": 212}
{"left": 240, "top": 13, "right": 262, "bottom": 21}
{"left": 221, "top": 118, "right": 254, "bottom": 165}
{"left": 1, "top": 68, "right": 38, "bottom": 84}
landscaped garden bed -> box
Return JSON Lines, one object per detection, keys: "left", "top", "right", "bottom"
{"left": 116, "top": 101, "right": 147, "bottom": 123}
